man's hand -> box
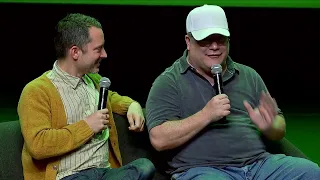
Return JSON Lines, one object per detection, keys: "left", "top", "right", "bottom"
{"left": 127, "top": 102, "right": 145, "bottom": 132}
{"left": 85, "top": 108, "right": 109, "bottom": 133}
{"left": 244, "top": 91, "right": 286, "bottom": 140}
{"left": 243, "top": 91, "right": 277, "bottom": 131}
{"left": 202, "top": 94, "right": 231, "bottom": 122}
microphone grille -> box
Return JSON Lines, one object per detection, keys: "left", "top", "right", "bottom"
{"left": 99, "top": 77, "right": 111, "bottom": 88}
{"left": 211, "top": 64, "right": 222, "bottom": 74}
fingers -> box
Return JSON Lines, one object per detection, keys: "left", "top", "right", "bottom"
{"left": 218, "top": 95, "right": 230, "bottom": 116}
{"left": 260, "top": 92, "right": 277, "bottom": 116}
{"left": 98, "top": 108, "right": 109, "bottom": 120}
{"left": 139, "top": 116, "right": 145, "bottom": 132}
{"left": 222, "top": 109, "right": 231, "bottom": 117}
{"left": 102, "top": 120, "right": 110, "bottom": 130}
{"left": 243, "top": 100, "right": 254, "bottom": 114}
{"left": 216, "top": 94, "right": 228, "bottom": 100}
{"left": 220, "top": 98, "right": 230, "bottom": 105}
{"left": 128, "top": 113, "right": 145, "bottom": 132}
{"left": 272, "top": 98, "right": 278, "bottom": 110}
{"left": 258, "top": 105, "right": 272, "bottom": 124}
{"left": 99, "top": 108, "right": 109, "bottom": 114}
{"left": 212, "top": 94, "right": 229, "bottom": 105}
{"left": 139, "top": 123, "right": 145, "bottom": 132}
{"left": 223, "top": 103, "right": 231, "bottom": 111}
{"left": 129, "top": 114, "right": 140, "bottom": 131}
{"left": 100, "top": 114, "right": 109, "bottom": 120}
{"left": 127, "top": 113, "right": 135, "bottom": 130}
{"left": 260, "top": 99, "right": 274, "bottom": 118}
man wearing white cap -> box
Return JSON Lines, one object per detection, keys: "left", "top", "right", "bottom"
{"left": 146, "top": 4, "right": 320, "bottom": 180}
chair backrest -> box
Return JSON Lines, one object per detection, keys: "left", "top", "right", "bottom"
{"left": 0, "top": 120, "right": 24, "bottom": 180}
{"left": 0, "top": 115, "right": 308, "bottom": 180}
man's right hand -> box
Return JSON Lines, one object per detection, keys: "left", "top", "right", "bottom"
{"left": 202, "top": 94, "right": 230, "bottom": 122}
{"left": 85, "top": 108, "right": 109, "bottom": 133}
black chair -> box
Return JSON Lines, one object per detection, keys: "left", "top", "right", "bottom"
{"left": 0, "top": 120, "right": 24, "bottom": 180}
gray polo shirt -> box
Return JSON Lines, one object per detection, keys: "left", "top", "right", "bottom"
{"left": 146, "top": 50, "right": 281, "bottom": 175}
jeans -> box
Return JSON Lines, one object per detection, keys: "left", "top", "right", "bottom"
{"left": 62, "top": 158, "right": 155, "bottom": 180}
{"left": 172, "top": 154, "right": 320, "bottom": 180}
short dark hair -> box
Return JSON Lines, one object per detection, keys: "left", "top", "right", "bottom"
{"left": 54, "top": 13, "right": 102, "bottom": 58}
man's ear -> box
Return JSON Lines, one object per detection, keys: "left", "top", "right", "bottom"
{"left": 185, "top": 35, "right": 191, "bottom": 51}
{"left": 70, "top": 45, "right": 80, "bottom": 60}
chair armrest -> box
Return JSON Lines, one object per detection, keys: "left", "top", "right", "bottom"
{"left": 264, "top": 137, "right": 309, "bottom": 159}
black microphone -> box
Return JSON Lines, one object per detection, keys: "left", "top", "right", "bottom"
{"left": 98, "top": 77, "right": 111, "bottom": 110}
{"left": 97, "top": 77, "right": 111, "bottom": 135}
{"left": 211, "top": 64, "right": 224, "bottom": 94}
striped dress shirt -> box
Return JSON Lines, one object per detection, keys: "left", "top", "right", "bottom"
{"left": 47, "top": 61, "right": 110, "bottom": 180}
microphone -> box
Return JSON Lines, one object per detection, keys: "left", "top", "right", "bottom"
{"left": 98, "top": 77, "right": 111, "bottom": 110}
{"left": 211, "top": 64, "right": 224, "bottom": 94}
{"left": 211, "top": 64, "right": 227, "bottom": 122}
{"left": 97, "top": 77, "right": 111, "bottom": 135}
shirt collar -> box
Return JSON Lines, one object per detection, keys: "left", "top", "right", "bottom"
{"left": 52, "top": 61, "right": 90, "bottom": 89}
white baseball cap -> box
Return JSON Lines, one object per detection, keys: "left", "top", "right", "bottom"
{"left": 186, "top": 4, "right": 230, "bottom": 41}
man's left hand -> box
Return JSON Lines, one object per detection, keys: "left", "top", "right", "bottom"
{"left": 243, "top": 91, "right": 278, "bottom": 131}
{"left": 127, "top": 101, "right": 145, "bottom": 132}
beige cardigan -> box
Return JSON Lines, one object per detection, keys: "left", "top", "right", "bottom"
{"left": 18, "top": 71, "right": 134, "bottom": 180}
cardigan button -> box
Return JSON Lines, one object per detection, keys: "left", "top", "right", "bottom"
{"left": 53, "top": 165, "right": 58, "bottom": 170}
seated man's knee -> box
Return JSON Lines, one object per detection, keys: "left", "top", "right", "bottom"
{"left": 291, "top": 157, "right": 320, "bottom": 178}
{"left": 301, "top": 160, "right": 320, "bottom": 178}
{"left": 133, "top": 158, "right": 156, "bottom": 178}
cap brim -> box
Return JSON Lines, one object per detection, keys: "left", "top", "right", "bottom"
{"left": 192, "top": 28, "right": 230, "bottom": 41}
